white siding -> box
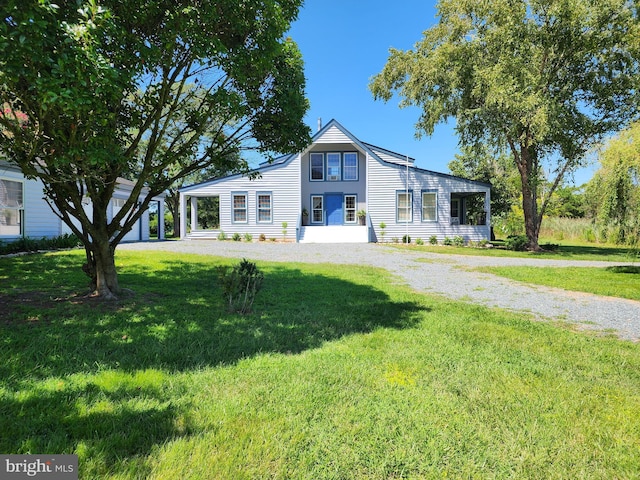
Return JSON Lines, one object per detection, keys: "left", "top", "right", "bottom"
{"left": 183, "top": 155, "right": 301, "bottom": 240}
{"left": 315, "top": 125, "right": 352, "bottom": 144}
{"left": 367, "top": 156, "right": 491, "bottom": 243}
{"left": 1, "top": 165, "right": 62, "bottom": 239}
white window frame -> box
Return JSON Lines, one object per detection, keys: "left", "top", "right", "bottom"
{"left": 311, "top": 195, "right": 323, "bottom": 224}
{"left": 421, "top": 190, "right": 437, "bottom": 222}
{"left": 326, "top": 153, "right": 341, "bottom": 181}
{"left": 256, "top": 192, "right": 272, "bottom": 224}
{"left": 344, "top": 195, "right": 357, "bottom": 223}
{"left": 396, "top": 190, "right": 413, "bottom": 223}
{"left": 310, "top": 152, "right": 324, "bottom": 181}
{"left": 231, "top": 192, "right": 248, "bottom": 224}
{"left": 343, "top": 152, "right": 358, "bottom": 181}
{"left": 0, "top": 177, "right": 24, "bottom": 237}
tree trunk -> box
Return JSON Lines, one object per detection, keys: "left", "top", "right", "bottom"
{"left": 83, "top": 235, "right": 119, "bottom": 299}
{"left": 515, "top": 143, "right": 542, "bottom": 251}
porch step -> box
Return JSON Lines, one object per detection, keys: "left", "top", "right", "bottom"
{"left": 298, "top": 226, "right": 369, "bottom": 243}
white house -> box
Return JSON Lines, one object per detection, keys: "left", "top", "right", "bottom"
{"left": 179, "top": 119, "right": 491, "bottom": 243}
{"left": 0, "top": 161, "right": 166, "bottom": 243}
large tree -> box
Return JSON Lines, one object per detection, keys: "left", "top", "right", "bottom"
{"left": 370, "top": 0, "right": 640, "bottom": 250}
{"left": 587, "top": 121, "right": 640, "bottom": 244}
{"left": 0, "top": 0, "right": 310, "bottom": 298}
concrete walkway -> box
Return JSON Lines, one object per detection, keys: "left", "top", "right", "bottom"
{"left": 119, "top": 241, "right": 640, "bottom": 342}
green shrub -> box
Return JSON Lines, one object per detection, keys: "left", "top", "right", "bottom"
{"left": 232, "top": 232, "right": 242, "bottom": 242}
{"left": 443, "top": 237, "right": 453, "bottom": 246}
{"left": 215, "top": 258, "right": 264, "bottom": 314}
{"left": 402, "top": 235, "right": 411, "bottom": 244}
{"left": 217, "top": 230, "right": 227, "bottom": 241}
{"left": 415, "top": 238, "right": 424, "bottom": 245}
{"left": 505, "top": 234, "right": 528, "bottom": 251}
{"left": 429, "top": 235, "right": 438, "bottom": 245}
{"left": 244, "top": 233, "right": 253, "bottom": 242}
{"left": 453, "top": 235, "right": 465, "bottom": 247}
{"left": 0, "top": 234, "right": 80, "bottom": 255}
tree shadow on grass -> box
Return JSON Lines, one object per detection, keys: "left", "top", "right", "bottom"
{"left": 606, "top": 266, "right": 640, "bottom": 274}
{"left": 0, "top": 254, "right": 426, "bottom": 467}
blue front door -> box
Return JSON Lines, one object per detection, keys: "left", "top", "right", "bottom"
{"left": 325, "top": 194, "right": 343, "bottom": 225}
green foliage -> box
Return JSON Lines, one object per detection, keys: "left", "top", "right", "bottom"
{"left": 415, "top": 238, "right": 424, "bottom": 245}
{"left": 453, "top": 235, "right": 465, "bottom": 247}
{"left": 371, "top": 0, "right": 640, "bottom": 250}
{"left": 402, "top": 235, "right": 411, "bottom": 244}
{"left": 0, "top": 234, "right": 80, "bottom": 255}
{"left": 215, "top": 258, "right": 264, "bottom": 314}
{"left": 232, "top": 232, "right": 242, "bottom": 242}
{"left": 281, "top": 222, "right": 288, "bottom": 239}
{"left": 586, "top": 122, "right": 640, "bottom": 245}
{"left": 244, "top": 233, "right": 253, "bottom": 242}
{"left": 443, "top": 237, "right": 453, "bottom": 246}
{"left": 429, "top": 235, "right": 438, "bottom": 245}
{"left": 505, "top": 235, "right": 529, "bottom": 251}
{"left": 217, "top": 231, "right": 227, "bottom": 241}
{"left": 0, "top": 0, "right": 310, "bottom": 296}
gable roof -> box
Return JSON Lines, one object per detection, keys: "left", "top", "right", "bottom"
{"left": 180, "top": 119, "right": 491, "bottom": 192}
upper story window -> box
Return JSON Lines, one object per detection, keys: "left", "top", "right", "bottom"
{"left": 309, "top": 151, "right": 359, "bottom": 182}
{"left": 343, "top": 152, "right": 358, "bottom": 181}
{"left": 0, "top": 178, "right": 24, "bottom": 236}
{"left": 326, "top": 153, "right": 341, "bottom": 181}
{"left": 310, "top": 153, "right": 324, "bottom": 181}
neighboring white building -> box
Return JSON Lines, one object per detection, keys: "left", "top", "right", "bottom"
{"left": 179, "top": 120, "right": 491, "bottom": 244}
{"left": 0, "top": 161, "right": 165, "bottom": 242}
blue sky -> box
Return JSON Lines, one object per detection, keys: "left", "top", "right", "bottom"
{"left": 286, "top": 0, "right": 596, "bottom": 185}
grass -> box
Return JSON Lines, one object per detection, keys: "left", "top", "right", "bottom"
{"left": 476, "top": 265, "right": 640, "bottom": 301}
{"left": 2, "top": 250, "right": 640, "bottom": 478}
{"left": 390, "top": 240, "right": 639, "bottom": 262}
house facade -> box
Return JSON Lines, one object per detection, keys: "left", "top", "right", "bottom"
{"left": 0, "top": 161, "right": 165, "bottom": 243}
{"left": 179, "top": 120, "right": 491, "bottom": 243}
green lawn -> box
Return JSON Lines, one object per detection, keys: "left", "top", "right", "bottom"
{"left": 476, "top": 265, "right": 640, "bottom": 301}
{"left": 392, "top": 240, "right": 639, "bottom": 262}
{"left": 2, "top": 250, "right": 640, "bottom": 479}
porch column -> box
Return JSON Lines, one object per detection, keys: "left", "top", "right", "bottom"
{"left": 179, "top": 192, "right": 188, "bottom": 240}
{"left": 484, "top": 190, "right": 492, "bottom": 240}
{"left": 190, "top": 196, "right": 198, "bottom": 232}
{"left": 157, "top": 199, "right": 165, "bottom": 240}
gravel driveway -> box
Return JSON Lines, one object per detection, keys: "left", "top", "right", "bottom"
{"left": 120, "top": 241, "right": 640, "bottom": 342}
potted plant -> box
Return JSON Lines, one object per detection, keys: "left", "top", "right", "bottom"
{"left": 357, "top": 209, "right": 367, "bottom": 225}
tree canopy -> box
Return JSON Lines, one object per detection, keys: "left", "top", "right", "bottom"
{"left": 371, "top": 0, "right": 640, "bottom": 249}
{"left": 0, "top": 0, "right": 310, "bottom": 297}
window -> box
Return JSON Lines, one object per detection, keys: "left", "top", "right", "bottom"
{"left": 113, "top": 198, "right": 127, "bottom": 208}
{"left": 326, "top": 153, "right": 341, "bottom": 181}
{"left": 422, "top": 191, "right": 437, "bottom": 222}
{"left": 257, "top": 192, "right": 272, "bottom": 223}
{"left": 232, "top": 192, "right": 248, "bottom": 223}
{"left": 451, "top": 198, "right": 460, "bottom": 224}
{"left": 344, "top": 195, "right": 357, "bottom": 223}
{"left": 0, "top": 178, "right": 23, "bottom": 236}
{"left": 343, "top": 152, "right": 358, "bottom": 181}
{"left": 310, "top": 153, "right": 324, "bottom": 181}
{"left": 396, "top": 191, "right": 413, "bottom": 223}
{"left": 311, "top": 195, "right": 323, "bottom": 223}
